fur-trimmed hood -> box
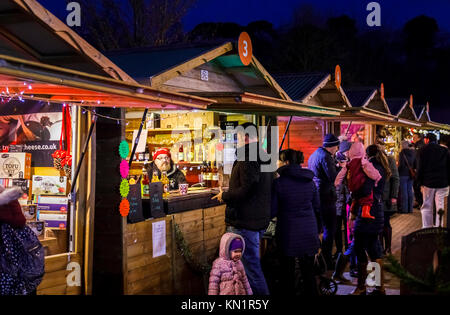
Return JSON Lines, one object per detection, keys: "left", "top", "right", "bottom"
{"left": 219, "top": 232, "right": 245, "bottom": 260}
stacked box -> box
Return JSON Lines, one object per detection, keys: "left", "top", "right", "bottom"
{"left": 32, "top": 175, "right": 67, "bottom": 196}
{"left": 0, "top": 178, "right": 31, "bottom": 205}
{"left": 36, "top": 196, "right": 68, "bottom": 229}
{"left": 0, "top": 153, "right": 31, "bottom": 179}
{"left": 27, "top": 221, "right": 45, "bottom": 237}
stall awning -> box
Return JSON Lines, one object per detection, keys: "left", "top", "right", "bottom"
{"left": 0, "top": 54, "right": 214, "bottom": 109}
{"left": 318, "top": 106, "right": 396, "bottom": 124}
{"left": 190, "top": 92, "right": 342, "bottom": 117}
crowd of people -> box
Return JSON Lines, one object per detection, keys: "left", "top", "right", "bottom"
{"left": 210, "top": 123, "right": 450, "bottom": 296}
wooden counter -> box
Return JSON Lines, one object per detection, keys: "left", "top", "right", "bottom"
{"left": 124, "top": 203, "right": 226, "bottom": 295}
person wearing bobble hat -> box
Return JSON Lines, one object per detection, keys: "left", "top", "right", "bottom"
{"left": 208, "top": 233, "right": 253, "bottom": 295}
{"left": 146, "top": 148, "right": 187, "bottom": 190}
{"left": 308, "top": 133, "right": 340, "bottom": 269}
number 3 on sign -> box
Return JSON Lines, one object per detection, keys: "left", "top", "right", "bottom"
{"left": 238, "top": 32, "right": 252, "bottom": 66}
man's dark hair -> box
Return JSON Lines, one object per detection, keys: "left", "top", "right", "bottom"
{"left": 238, "top": 122, "right": 258, "bottom": 139}
{"left": 426, "top": 133, "right": 437, "bottom": 143}
{"left": 415, "top": 133, "right": 423, "bottom": 139}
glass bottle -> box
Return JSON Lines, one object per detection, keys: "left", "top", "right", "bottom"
{"left": 211, "top": 161, "right": 219, "bottom": 188}
{"left": 178, "top": 144, "right": 184, "bottom": 162}
{"left": 151, "top": 170, "right": 160, "bottom": 183}
{"left": 161, "top": 171, "right": 169, "bottom": 197}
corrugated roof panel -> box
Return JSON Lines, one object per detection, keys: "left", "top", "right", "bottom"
{"left": 345, "top": 88, "right": 376, "bottom": 108}
{"left": 386, "top": 98, "right": 407, "bottom": 116}
{"left": 107, "top": 45, "right": 221, "bottom": 79}
{"left": 272, "top": 73, "right": 328, "bottom": 101}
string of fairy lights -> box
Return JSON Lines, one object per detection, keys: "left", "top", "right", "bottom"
{"left": 1, "top": 82, "right": 449, "bottom": 135}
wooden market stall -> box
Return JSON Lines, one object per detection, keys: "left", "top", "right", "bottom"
{"left": 339, "top": 84, "right": 397, "bottom": 152}
{"left": 273, "top": 66, "right": 350, "bottom": 160}
{"left": 106, "top": 38, "right": 343, "bottom": 295}
{"left": 384, "top": 96, "right": 422, "bottom": 158}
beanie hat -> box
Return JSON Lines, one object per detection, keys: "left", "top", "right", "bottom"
{"left": 153, "top": 148, "right": 171, "bottom": 161}
{"left": 323, "top": 134, "right": 340, "bottom": 148}
{"left": 336, "top": 151, "right": 347, "bottom": 162}
{"left": 230, "top": 238, "right": 243, "bottom": 251}
{"left": 338, "top": 135, "right": 352, "bottom": 153}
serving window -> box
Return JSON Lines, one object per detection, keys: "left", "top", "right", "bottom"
{"left": 0, "top": 99, "right": 76, "bottom": 257}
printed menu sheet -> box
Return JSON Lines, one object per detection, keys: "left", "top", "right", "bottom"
{"left": 152, "top": 220, "right": 166, "bottom": 257}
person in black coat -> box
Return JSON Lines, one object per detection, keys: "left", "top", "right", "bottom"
{"left": 308, "top": 133, "right": 340, "bottom": 269}
{"left": 417, "top": 133, "right": 450, "bottom": 228}
{"left": 212, "top": 122, "right": 273, "bottom": 295}
{"left": 271, "top": 149, "right": 320, "bottom": 295}
{"left": 412, "top": 133, "right": 425, "bottom": 207}
{"left": 349, "top": 145, "right": 389, "bottom": 295}
{"left": 398, "top": 141, "right": 417, "bottom": 213}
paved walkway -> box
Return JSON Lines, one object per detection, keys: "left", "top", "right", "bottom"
{"left": 335, "top": 209, "right": 423, "bottom": 295}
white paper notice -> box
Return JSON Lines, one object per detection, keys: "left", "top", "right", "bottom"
{"left": 132, "top": 129, "right": 148, "bottom": 153}
{"left": 152, "top": 220, "right": 166, "bottom": 258}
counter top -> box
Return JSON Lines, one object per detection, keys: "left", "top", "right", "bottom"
{"left": 142, "top": 187, "right": 226, "bottom": 218}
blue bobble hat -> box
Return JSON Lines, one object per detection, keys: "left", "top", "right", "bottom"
{"left": 323, "top": 133, "right": 340, "bottom": 148}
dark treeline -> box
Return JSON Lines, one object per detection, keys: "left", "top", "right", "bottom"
{"left": 66, "top": 1, "right": 450, "bottom": 123}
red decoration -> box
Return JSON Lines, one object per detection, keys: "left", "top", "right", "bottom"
{"left": 52, "top": 105, "right": 72, "bottom": 177}
{"left": 119, "top": 199, "right": 130, "bottom": 217}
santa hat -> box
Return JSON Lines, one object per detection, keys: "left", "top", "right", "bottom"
{"left": 153, "top": 148, "right": 171, "bottom": 161}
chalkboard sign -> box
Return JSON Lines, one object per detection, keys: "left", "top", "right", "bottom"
{"left": 149, "top": 182, "right": 165, "bottom": 218}
{"left": 127, "top": 181, "right": 145, "bottom": 224}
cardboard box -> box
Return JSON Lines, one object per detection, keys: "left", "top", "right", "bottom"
{"left": 0, "top": 153, "right": 31, "bottom": 179}
{"left": 32, "top": 176, "right": 67, "bottom": 196}
{"left": 27, "top": 221, "right": 45, "bottom": 237}
{"left": 22, "top": 204, "right": 37, "bottom": 221}
{"left": 0, "top": 178, "right": 30, "bottom": 204}
{"left": 37, "top": 211, "right": 67, "bottom": 229}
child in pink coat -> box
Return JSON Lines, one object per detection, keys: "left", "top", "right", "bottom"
{"left": 208, "top": 232, "right": 253, "bottom": 295}
{"left": 335, "top": 142, "right": 382, "bottom": 219}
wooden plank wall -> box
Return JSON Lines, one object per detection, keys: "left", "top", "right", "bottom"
{"left": 278, "top": 119, "right": 324, "bottom": 163}
{"left": 163, "top": 63, "right": 242, "bottom": 93}
{"left": 124, "top": 205, "right": 226, "bottom": 295}
{"left": 37, "top": 253, "right": 82, "bottom": 295}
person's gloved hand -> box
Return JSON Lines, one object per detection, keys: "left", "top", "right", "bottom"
{"left": 0, "top": 187, "right": 23, "bottom": 206}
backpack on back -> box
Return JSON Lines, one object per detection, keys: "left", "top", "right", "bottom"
{"left": 0, "top": 223, "right": 45, "bottom": 295}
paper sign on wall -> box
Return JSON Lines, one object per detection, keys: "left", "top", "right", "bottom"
{"left": 152, "top": 220, "right": 166, "bottom": 258}
{"left": 132, "top": 129, "right": 148, "bottom": 153}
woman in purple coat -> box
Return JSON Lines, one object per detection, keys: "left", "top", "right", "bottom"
{"left": 272, "top": 149, "right": 321, "bottom": 295}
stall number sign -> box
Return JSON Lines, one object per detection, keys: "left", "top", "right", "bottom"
{"left": 200, "top": 70, "right": 209, "bottom": 81}
{"left": 238, "top": 32, "right": 252, "bottom": 66}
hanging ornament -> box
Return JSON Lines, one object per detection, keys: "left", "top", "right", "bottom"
{"left": 119, "top": 199, "right": 130, "bottom": 217}
{"left": 120, "top": 179, "right": 130, "bottom": 198}
{"left": 119, "top": 140, "right": 129, "bottom": 159}
{"left": 63, "top": 155, "right": 72, "bottom": 178}
{"left": 120, "top": 160, "right": 129, "bottom": 179}
{"left": 52, "top": 150, "right": 66, "bottom": 171}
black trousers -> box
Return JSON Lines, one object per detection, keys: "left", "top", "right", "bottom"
{"left": 280, "top": 255, "right": 318, "bottom": 295}
{"left": 335, "top": 214, "right": 348, "bottom": 254}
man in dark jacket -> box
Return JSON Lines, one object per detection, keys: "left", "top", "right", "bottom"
{"left": 417, "top": 133, "right": 450, "bottom": 228}
{"left": 212, "top": 122, "right": 273, "bottom": 295}
{"left": 308, "top": 133, "right": 340, "bottom": 269}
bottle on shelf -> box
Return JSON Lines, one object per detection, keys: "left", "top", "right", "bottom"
{"left": 211, "top": 161, "right": 219, "bottom": 188}
{"left": 178, "top": 144, "right": 184, "bottom": 162}
{"left": 207, "top": 161, "right": 213, "bottom": 188}
{"left": 151, "top": 170, "right": 160, "bottom": 183}
{"left": 141, "top": 168, "right": 150, "bottom": 199}
{"left": 188, "top": 143, "right": 194, "bottom": 162}
{"left": 161, "top": 171, "right": 169, "bottom": 198}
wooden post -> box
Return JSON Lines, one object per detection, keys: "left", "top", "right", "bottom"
{"left": 92, "top": 107, "right": 125, "bottom": 294}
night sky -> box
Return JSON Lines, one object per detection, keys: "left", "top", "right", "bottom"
{"left": 38, "top": 0, "right": 450, "bottom": 32}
